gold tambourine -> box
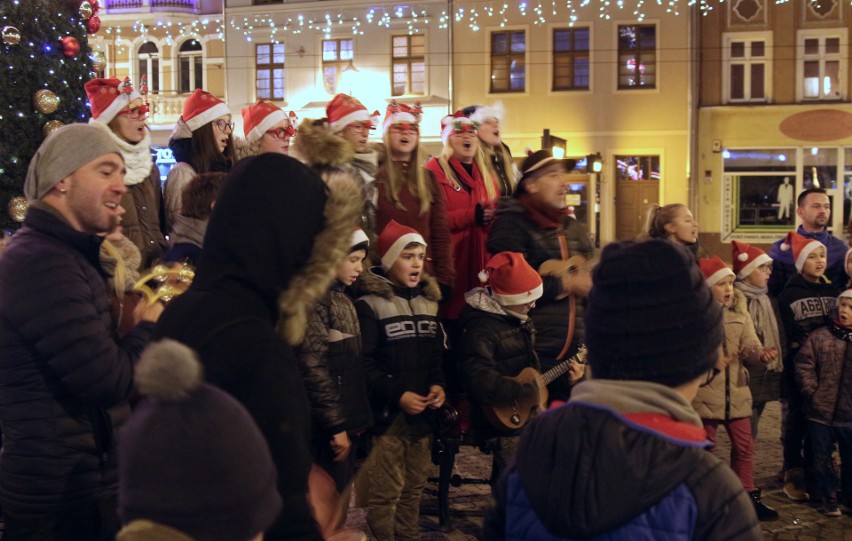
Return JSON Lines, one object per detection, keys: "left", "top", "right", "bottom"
{"left": 133, "top": 262, "right": 195, "bottom": 305}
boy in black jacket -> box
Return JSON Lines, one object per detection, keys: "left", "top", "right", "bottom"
{"left": 356, "top": 220, "right": 446, "bottom": 541}
{"left": 461, "top": 251, "right": 583, "bottom": 486}
{"left": 777, "top": 231, "right": 841, "bottom": 501}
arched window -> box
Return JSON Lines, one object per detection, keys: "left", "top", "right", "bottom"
{"left": 138, "top": 41, "right": 160, "bottom": 94}
{"left": 178, "top": 39, "right": 203, "bottom": 94}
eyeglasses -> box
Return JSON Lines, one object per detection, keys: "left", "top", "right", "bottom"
{"left": 390, "top": 123, "right": 419, "bottom": 134}
{"left": 265, "top": 125, "right": 296, "bottom": 139}
{"left": 214, "top": 120, "right": 235, "bottom": 133}
{"left": 117, "top": 105, "right": 149, "bottom": 120}
{"left": 346, "top": 121, "right": 374, "bottom": 133}
{"left": 452, "top": 121, "right": 478, "bottom": 135}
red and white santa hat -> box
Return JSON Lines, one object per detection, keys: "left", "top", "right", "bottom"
{"left": 477, "top": 251, "right": 543, "bottom": 306}
{"left": 699, "top": 256, "right": 735, "bottom": 287}
{"left": 326, "top": 93, "right": 380, "bottom": 134}
{"left": 349, "top": 228, "right": 370, "bottom": 251}
{"left": 440, "top": 110, "right": 478, "bottom": 146}
{"left": 378, "top": 220, "right": 426, "bottom": 271}
{"left": 85, "top": 77, "right": 143, "bottom": 125}
{"left": 732, "top": 240, "right": 773, "bottom": 280}
{"left": 241, "top": 100, "right": 288, "bottom": 143}
{"left": 466, "top": 102, "right": 504, "bottom": 126}
{"left": 382, "top": 100, "right": 422, "bottom": 135}
{"left": 182, "top": 89, "right": 231, "bottom": 133}
{"left": 780, "top": 232, "right": 825, "bottom": 272}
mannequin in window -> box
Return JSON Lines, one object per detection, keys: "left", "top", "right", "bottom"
{"left": 778, "top": 177, "right": 794, "bottom": 221}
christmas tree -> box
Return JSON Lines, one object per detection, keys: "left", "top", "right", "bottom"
{"left": 0, "top": 0, "right": 97, "bottom": 231}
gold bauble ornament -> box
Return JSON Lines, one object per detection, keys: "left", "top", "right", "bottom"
{"left": 79, "top": 0, "right": 94, "bottom": 19}
{"left": 2, "top": 26, "right": 21, "bottom": 46}
{"left": 34, "top": 90, "right": 59, "bottom": 114}
{"left": 43, "top": 120, "right": 64, "bottom": 136}
{"left": 90, "top": 51, "right": 106, "bottom": 73}
{"left": 8, "top": 197, "right": 27, "bottom": 223}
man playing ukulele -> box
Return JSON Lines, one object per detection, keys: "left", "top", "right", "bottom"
{"left": 460, "top": 252, "right": 585, "bottom": 487}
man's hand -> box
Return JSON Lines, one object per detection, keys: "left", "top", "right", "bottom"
{"left": 426, "top": 385, "right": 446, "bottom": 409}
{"left": 399, "top": 392, "right": 430, "bottom": 415}
{"left": 561, "top": 271, "right": 592, "bottom": 298}
{"left": 330, "top": 431, "right": 351, "bottom": 462}
{"left": 132, "top": 296, "right": 164, "bottom": 324}
{"left": 567, "top": 360, "right": 586, "bottom": 385}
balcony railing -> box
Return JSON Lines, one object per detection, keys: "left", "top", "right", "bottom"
{"left": 106, "top": 0, "right": 199, "bottom": 13}
{"left": 147, "top": 93, "right": 186, "bottom": 128}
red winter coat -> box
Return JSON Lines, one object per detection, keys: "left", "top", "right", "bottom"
{"left": 425, "top": 157, "right": 498, "bottom": 319}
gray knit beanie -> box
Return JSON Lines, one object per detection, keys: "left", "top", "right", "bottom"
{"left": 584, "top": 239, "right": 723, "bottom": 387}
{"left": 24, "top": 123, "right": 123, "bottom": 201}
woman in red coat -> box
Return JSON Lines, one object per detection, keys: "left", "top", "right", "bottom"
{"left": 425, "top": 112, "right": 499, "bottom": 323}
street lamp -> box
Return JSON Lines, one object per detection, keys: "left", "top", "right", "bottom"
{"left": 541, "top": 129, "right": 567, "bottom": 158}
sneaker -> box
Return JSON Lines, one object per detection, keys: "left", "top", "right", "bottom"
{"left": 821, "top": 498, "right": 842, "bottom": 517}
{"left": 783, "top": 468, "right": 810, "bottom": 501}
{"left": 749, "top": 489, "right": 780, "bottom": 521}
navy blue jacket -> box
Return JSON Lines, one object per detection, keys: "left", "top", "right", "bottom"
{"left": 485, "top": 401, "right": 762, "bottom": 540}
{"left": 0, "top": 206, "right": 154, "bottom": 512}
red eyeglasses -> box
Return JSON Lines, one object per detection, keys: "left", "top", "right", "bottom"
{"left": 390, "top": 123, "right": 419, "bottom": 134}
{"left": 346, "top": 121, "right": 374, "bottom": 133}
{"left": 452, "top": 121, "right": 478, "bottom": 135}
{"left": 117, "top": 105, "right": 149, "bottom": 120}
{"left": 265, "top": 125, "right": 296, "bottom": 139}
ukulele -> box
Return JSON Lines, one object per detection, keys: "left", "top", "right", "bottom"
{"left": 538, "top": 257, "right": 596, "bottom": 300}
{"left": 483, "top": 346, "right": 587, "bottom": 430}
{"left": 133, "top": 262, "right": 195, "bottom": 305}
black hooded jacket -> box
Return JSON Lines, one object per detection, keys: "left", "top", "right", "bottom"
{"left": 155, "top": 154, "right": 329, "bottom": 541}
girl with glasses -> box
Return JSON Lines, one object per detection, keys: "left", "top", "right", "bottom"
{"left": 164, "top": 89, "right": 234, "bottom": 234}
{"left": 238, "top": 100, "right": 297, "bottom": 158}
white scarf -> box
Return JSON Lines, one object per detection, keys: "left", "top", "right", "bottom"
{"left": 89, "top": 120, "right": 154, "bottom": 186}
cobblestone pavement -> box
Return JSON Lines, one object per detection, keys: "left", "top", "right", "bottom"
{"left": 344, "top": 401, "right": 852, "bottom": 540}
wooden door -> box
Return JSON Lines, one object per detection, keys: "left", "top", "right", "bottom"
{"left": 615, "top": 180, "right": 660, "bottom": 240}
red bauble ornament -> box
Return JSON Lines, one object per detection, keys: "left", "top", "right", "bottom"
{"left": 60, "top": 36, "right": 80, "bottom": 57}
{"left": 90, "top": 0, "right": 100, "bottom": 13}
{"left": 86, "top": 15, "right": 101, "bottom": 34}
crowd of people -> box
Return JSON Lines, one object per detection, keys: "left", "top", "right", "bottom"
{"left": 0, "top": 76, "right": 849, "bottom": 541}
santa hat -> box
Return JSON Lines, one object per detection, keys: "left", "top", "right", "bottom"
{"left": 440, "top": 110, "right": 478, "bottom": 146}
{"left": 838, "top": 289, "right": 852, "bottom": 304}
{"left": 326, "top": 93, "right": 379, "bottom": 134}
{"left": 780, "top": 232, "right": 825, "bottom": 272}
{"left": 699, "top": 256, "right": 735, "bottom": 287}
{"left": 378, "top": 220, "right": 426, "bottom": 271}
{"left": 349, "top": 228, "right": 370, "bottom": 252}
{"left": 462, "top": 102, "right": 504, "bottom": 126}
{"left": 182, "top": 89, "right": 230, "bottom": 133}
{"left": 85, "top": 77, "right": 143, "bottom": 126}
{"left": 382, "top": 100, "right": 422, "bottom": 135}
{"left": 477, "top": 252, "right": 543, "bottom": 306}
{"left": 241, "top": 100, "right": 288, "bottom": 143}
{"left": 732, "top": 240, "right": 773, "bottom": 280}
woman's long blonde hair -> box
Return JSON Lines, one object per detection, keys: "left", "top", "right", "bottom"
{"left": 481, "top": 143, "right": 516, "bottom": 191}
{"left": 381, "top": 132, "right": 432, "bottom": 216}
{"left": 437, "top": 142, "right": 497, "bottom": 201}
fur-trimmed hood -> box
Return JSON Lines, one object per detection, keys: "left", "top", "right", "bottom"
{"left": 728, "top": 288, "right": 749, "bottom": 316}
{"left": 232, "top": 136, "right": 262, "bottom": 162}
{"left": 292, "top": 119, "right": 354, "bottom": 169}
{"left": 355, "top": 266, "right": 441, "bottom": 303}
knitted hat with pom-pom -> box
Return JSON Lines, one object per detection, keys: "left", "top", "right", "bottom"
{"left": 118, "top": 340, "right": 282, "bottom": 541}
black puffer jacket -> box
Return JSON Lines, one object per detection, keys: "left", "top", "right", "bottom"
{"left": 355, "top": 268, "right": 446, "bottom": 435}
{"left": 297, "top": 282, "right": 373, "bottom": 437}
{"left": 487, "top": 198, "right": 593, "bottom": 400}
{"left": 0, "top": 205, "right": 155, "bottom": 512}
{"left": 459, "top": 289, "right": 540, "bottom": 440}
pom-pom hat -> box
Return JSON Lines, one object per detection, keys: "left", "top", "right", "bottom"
{"left": 241, "top": 100, "right": 289, "bottom": 143}
{"left": 478, "top": 252, "right": 543, "bottom": 306}
{"left": 382, "top": 100, "right": 422, "bottom": 135}
{"left": 182, "top": 89, "right": 230, "bottom": 133}
{"left": 732, "top": 240, "right": 773, "bottom": 280}
{"left": 699, "top": 256, "right": 736, "bottom": 287}
{"left": 440, "top": 110, "right": 478, "bottom": 146}
{"left": 118, "top": 340, "right": 282, "bottom": 541}
{"left": 780, "top": 232, "right": 826, "bottom": 272}
{"left": 326, "top": 93, "right": 380, "bottom": 133}
{"left": 462, "top": 102, "right": 504, "bottom": 125}
{"left": 378, "top": 220, "right": 426, "bottom": 271}
{"left": 838, "top": 288, "right": 852, "bottom": 304}
{"left": 85, "top": 77, "right": 143, "bottom": 126}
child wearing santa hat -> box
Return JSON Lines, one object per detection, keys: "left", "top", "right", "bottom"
{"left": 354, "top": 220, "right": 445, "bottom": 541}
{"left": 696, "top": 255, "right": 779, "bottom": 521}
{"left": 85, "top": 77, "right": 166, "bottom": 267}
{"left": 777, "top": 231, "right": 841, "bottom": 502}
{"left": 459, "top": 251, "right": 584, "bottom": 488}
{"left": 164, "top": 89, "right": 234, "bottom": 233}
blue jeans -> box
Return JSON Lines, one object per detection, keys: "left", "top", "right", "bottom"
{"left": 808, "top": 421, "right": 852, "bottom": 501}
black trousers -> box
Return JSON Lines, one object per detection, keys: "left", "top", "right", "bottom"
{"left": 3, "top": 495, "right": 119, "bottom": 541}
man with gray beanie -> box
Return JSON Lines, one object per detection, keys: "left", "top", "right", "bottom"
{"left": 0, "top": 123, "right": 162, "bottom": 540}
{"left": 484, "top": 239, "right": 762, "bottom": 541}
